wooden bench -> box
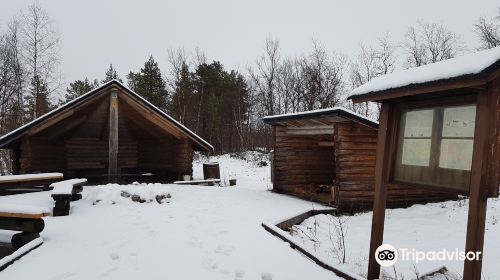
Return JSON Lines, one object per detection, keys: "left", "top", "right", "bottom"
{"left": 173, "top": 179, "right": 221, "bottom": 186}
{"left": 51, "top": 179, "right": 87, "bottom": 216}
{"left": 0, "top": 173, "right": 64, "bottom": 196}
{"left": 0, "top": 205, "right": 49, "bottom": 265}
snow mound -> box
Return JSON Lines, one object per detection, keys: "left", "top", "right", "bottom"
{"left": 85, "top": 184, "right": 172, "bottom": 205}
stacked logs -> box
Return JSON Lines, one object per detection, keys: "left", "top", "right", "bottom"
{"left": 0, "top": 216, "right": 44, "bottom": 258}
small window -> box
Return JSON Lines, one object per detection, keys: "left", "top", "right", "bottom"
{"left": 394, "top": 105, "right": 476, "bottom": 191}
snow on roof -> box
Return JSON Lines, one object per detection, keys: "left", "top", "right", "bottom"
{"left": 263, "top": 107, "right": 378, "bottom": 127}
{"left": 350, "top": 46, "right": 500, "bottom": 98}
{"left": 0, "top": 80, "right": 214, "bottom": 151}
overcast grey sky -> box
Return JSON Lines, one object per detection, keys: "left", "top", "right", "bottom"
{"left": 1, "top": 0, "right": 499, "bottom": 86}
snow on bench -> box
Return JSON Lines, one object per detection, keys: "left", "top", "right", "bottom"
{"left": 0, "top": 204, "right": 50, "bottom": 219}
{"left": 51, "top": 179, "right": 87, "bottom": 217}
{"left": 51, "top": 179, "right": 87, "bottom": 195}
{"left": 0, "top": 173, "right": 63, "bottom": 184}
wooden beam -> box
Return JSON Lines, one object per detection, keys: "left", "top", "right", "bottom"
{"left": 11, "top": 144, "right": 20, "bottom": 174}
{"left": 286, "top": 125, "right": 335, "bottom": 135}
{"left": 119, "top": 93, "right": 183, "bottom": 139}
{"left": 463, "top": 90, "right": 490, "bottom": 280}
{"left": 28, "top": 109, "right": 74, "bottom": 136}
{"left": 108, "top": 91, "right": 119, "bottom": 183}
{"left": 48, "top": 115, "right": 88, "bottom": 140}
{"left": 318, "top": 141, "right": 334, "bottom": 147}
{"left": 367, "top": 103, "right": 393, "bottom": 280}
{"left": 287, "top": 125, "right": 334, "bottom": 130}
{"left": 286, "top": 129, "right": 334, "bottom": 135}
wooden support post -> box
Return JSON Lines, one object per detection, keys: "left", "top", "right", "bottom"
{"left": 11, "top": 143, "right": 20, "bottom": 174}
{"left": 108, "top": 91, "right": 119, "bottom": 183}
{"left": 463, "top": 91, "right": 490, "bottom": 280}
{"left": 367, "top": 103, "right": 393, "bottom": 280}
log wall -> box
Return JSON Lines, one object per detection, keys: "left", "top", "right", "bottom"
{"left": 333, "top": 122, "right": 455, "bottom": 211}
{"left": 273, "top": 126, "right": 335, "bottom": 204}
{"left": 19, "top": 137, "right": 66, "bottom": 173}
{"left": 272, "top": 120, "right": 457, "bottom": 211}
{"left": 138, "top": 140, "right": 193, "bottom": 177}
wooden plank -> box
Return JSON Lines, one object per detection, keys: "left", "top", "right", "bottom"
{"left": 0, "top": 237, "right": 43, "bottom": 272}
{"left": 0, "top": 212, "right": 49, "bottom": 219}
{"left": 108, "top": 91, "right": 119, "bottom": 183}
{"left": 367, "top": 103, "right": 393, "bottom": 280}
{"left": 262, "top": 222, "right": 363, "bottom": 280}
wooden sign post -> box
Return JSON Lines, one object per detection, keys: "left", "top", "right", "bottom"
{"left": 349, "top": 49, "right": 500, "bottom": 280}
{"left": 108, "top": 91, "right": 119, "bottom": 183}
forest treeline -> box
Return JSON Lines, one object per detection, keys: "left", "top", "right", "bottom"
{"left": 1, "top": 3, "right": 500, "bottom": 156}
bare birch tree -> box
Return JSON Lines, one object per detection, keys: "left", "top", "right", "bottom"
{"left": 249, "top": 37, "right": 280, "bottom": 117}
{"left": 403, "top": 21, "right": 463, "bottom": 68}
{"left": 20, "top": 2, "right": 60, "bottom": 119}
{"left": 474, "top": 9, "right": 500, "bottom": 50}
{"left": 349, "top": 36, "right": 397, "bottom": 118}
{"left": 301, "top": 41, "right": 345, "bottom": 111}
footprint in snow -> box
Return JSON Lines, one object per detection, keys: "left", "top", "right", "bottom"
{"left": 110, "top": 253, "right": 120, "bottom": 261}
{"left": 234, "top": 270, "right": 245, "bottom": 279}
{"left": 214, "top": 244, "right": 234, "bottom": 256}
{"left": 261, "top": 272, "right": 272, "bottom": 280}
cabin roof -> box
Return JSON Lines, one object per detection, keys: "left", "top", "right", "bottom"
{"left": 262, "top": 107, "right": 379, "bottom": 129}
{"left": 0, "top": 80, "right": 214, "bottom": 151}
{"left": 349, "top": 46, "right": 500, "bottom": 103}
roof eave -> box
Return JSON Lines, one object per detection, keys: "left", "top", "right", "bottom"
{"left": 0, "top": 80, "right": 215, "bottom": 152}
{"left": 263, "top": 109, "right": 378, "bottom": 129}
{"left": 349, "top": 72, "right": 493, "bottom": 104}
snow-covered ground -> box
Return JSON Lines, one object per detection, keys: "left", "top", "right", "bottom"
{"left": 0, "top": 152, "right": 338, "bottom": 280}
{"left": 291, "top": 198, "right": 500, "bottom": 279}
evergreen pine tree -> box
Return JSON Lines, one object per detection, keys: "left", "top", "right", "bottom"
{"left": 102, "top": 64, "right": 122, "bottom": 83}
{"left": 127, "top": 56, "right": 168, "bottom": 110}
{"left": 169, "top": 63, "right": 194, "bottom": 124}
{"left": 126, "top": 71, "right": 138, "bottom": 91}
{"left": 62, "top": 78, "right": 99, "bottom": 104}
{"left": 27, "top": 75, "right": 51, "bottom": 119}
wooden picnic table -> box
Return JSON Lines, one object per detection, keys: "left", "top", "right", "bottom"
{"left": 0, "top": 173, "right": 64, "bottom": 196}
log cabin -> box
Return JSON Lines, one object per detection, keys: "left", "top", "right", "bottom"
{"left": 349, "top": 46, "right": 500, "bottom": 280}
{"left": 264, "top": 107, "right": 455, "bottom": 211}
{"left": 0, "top": 80, "right": 213, "bottom": 184}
